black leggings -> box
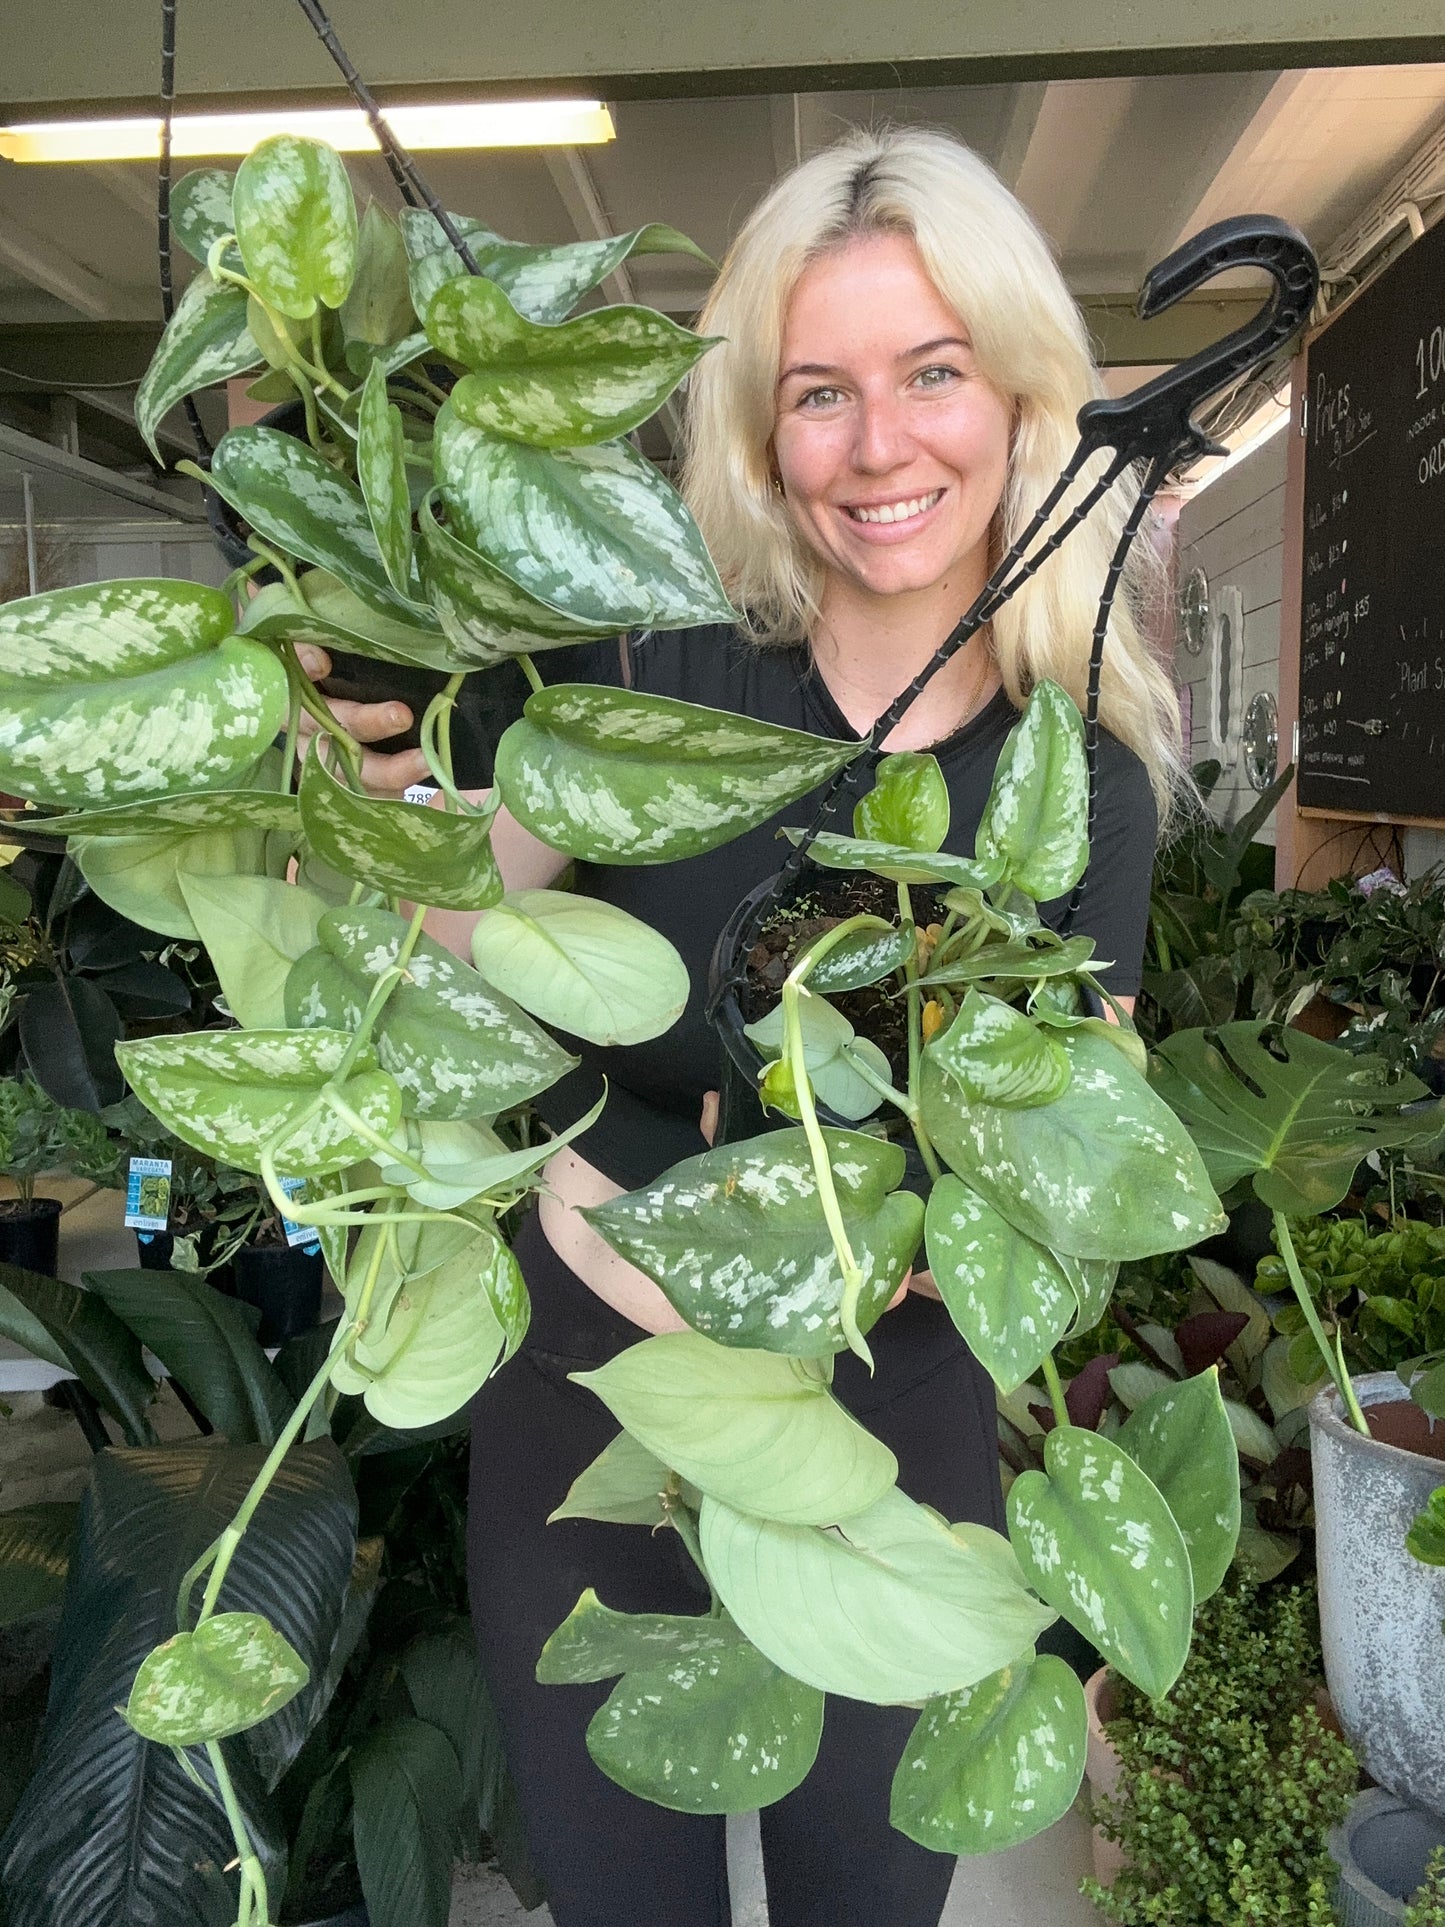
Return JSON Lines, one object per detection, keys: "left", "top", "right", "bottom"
{"left": 467, "top": 1208, "right": 1005, "bottom": 1927}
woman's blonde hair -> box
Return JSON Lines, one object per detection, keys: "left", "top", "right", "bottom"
{"left": 679, "top": 125, "right": 1185, "bottom": 822}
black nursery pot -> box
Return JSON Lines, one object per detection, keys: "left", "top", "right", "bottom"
{"left": 0, "top": 1197, "right": 62, "bottom": 1276}
{"left": 707, "top": 862, "right": 933, "bottom": 1193}
{"left": 134, "top": 1224, "right": 235, "bottom": 1295}
{"left": 232, "top": 1241, "right": 324, "bottom": 1348}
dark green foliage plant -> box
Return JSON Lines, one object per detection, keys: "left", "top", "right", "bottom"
{"left": 1082, "top": 1578, "right": 1357, "bottom": 1925}
{"left": 1406, "top": 1847, "right": 1445, "bottom": 1925}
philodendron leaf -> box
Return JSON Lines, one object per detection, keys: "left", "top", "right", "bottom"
{"left": 743, "top": 999, "right": 891, "bottom": 1123}
{"left": 233, "top": 133, "right": 357, "bottom": 318}
{"left": 238, "top": 568, "right": 464, "bottom": 671}
{"left": 179, "top": 873, "right": 329, "bottom": 1028}
{"left": 357, "top": 358, "right": 413, "bottom": 597}
{"left": 286, "top": 906, "right": 574, "bottom": 1119}
{"left": 806, "top": 921, "right": 916, "bottom": 995}
{"left": 700, "top": 1487, "right": 1054, "bottom": 1703}
{"left": 929, "top": 991, "right": 1072, "bottom": 1109}
{"left": 572, "top": 1333, "right": 897, "bottom": 1526}
{"left": 1117, "top": 1367, "right": 1240, "bottom": 1604}
{"left": 417, "top": 494, "right": 616, "bottom": 662}
{"left": 538, "top": 1593, "right": 824, "bottom": 1815}
{"left": 920, "top": 1028, "right": 1224, "bottom": 1261}
{"left": 115, "top": 1029, "right": 401, "bottom": 1177}
{"left": 470, "top": 890, "right": 689, "bottom": 1047}
{"left": 548, "top": 1434, "right": 671, "bottom": 1528}
{"left": 853, "top": 752, "right": 950, "bottom": 852}
{"left": 494, "top": 684, "right": 857, "bottom": 864}
{"left": 340, "top": 200, "right": 417, "bottom": 370}
{"left": 782, "top": 829, "right": 1004, "bottom": 892}
{"left": 170, "top": 166, "right": 236, "bottom": 264}
{"left": 923, "top": 1175, "right": 1074, "bottom": 1393}
{"left": 37, "top": 787, "right": 299, "bottom": 838}
{"left": 73, "top": 823, "right": 274, "bottom": 940}
{"left": 891, "top": 1654, "right": 1086, "bottom": 1855}
{"left": 1056, "top": 1249, "right": 1119, "bottom": 1337}
{"left": 975, "top": 680, "right": 1089, "bottom": 900}
{"left": 208, "top": 427, "right": 437, "bottom": 626}
{"left": 0, "top": 580, "right": 288, "bottom": 808}
{"left": 1007, "top": 1425, "right": 1194, "bottom": 1700}
{"left": 135, "top": 271, "right": 261, "bottom": 461}
{"left": 125, "top": 1612, "right": 308, "bottom": 1745}
{"left": 298, "top": 749, "right": 504, "bottom": 910}
{"left": 428, "top": 276, "right": 715, "bottom": 448}
{"left": 401, "top": 207, "right": 712, "bottom": 326}
{"left": 1150, "top": 1022, "right": 1440, "bottom": 1217}
{"left": 914, "top": 932, "right": 1097, "bottom": 991}
{"left": 582, "top": 1128, "right": 922, "bottom": 1355}
{"left": 437, "top": 405, "right": 736, "bottom": 631}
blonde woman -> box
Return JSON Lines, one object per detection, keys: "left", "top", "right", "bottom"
{"left": 299, "top": 127, "right": 1182, "bottom": 1927}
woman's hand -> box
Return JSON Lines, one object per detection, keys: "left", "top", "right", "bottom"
{"left": 292, "top": 643, "right": 432, "bottom": 797}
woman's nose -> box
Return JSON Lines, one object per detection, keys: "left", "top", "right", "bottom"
{"left": 852, "top": 393, "right": 912, "bottom": 473}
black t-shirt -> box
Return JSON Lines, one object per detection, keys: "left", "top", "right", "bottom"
{"left": 523, "top": 625, "right": 1158, "bottom": 1191}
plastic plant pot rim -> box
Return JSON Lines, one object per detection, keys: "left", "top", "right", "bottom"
{"left": 1328, "top": 1787, "right": 1445, "bottom": 1923}
{"left": 1309, "top": 1370, "right": 1445, "bottom": 1469}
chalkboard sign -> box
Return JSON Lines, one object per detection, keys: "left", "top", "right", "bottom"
{"left": 1297, "top": 213, "right": 1445, "bottom": 818}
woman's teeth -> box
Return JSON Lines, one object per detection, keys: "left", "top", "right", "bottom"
{"left": 845, "top": 489, "right": 943, "bottom": 525}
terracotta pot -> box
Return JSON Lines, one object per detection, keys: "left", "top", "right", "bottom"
{"left": 1310, "top": 1372, "right": 1445, "bottom": 1818}
{"left": 1083, "top": 1665, "right": 1126, "bottom": 1886}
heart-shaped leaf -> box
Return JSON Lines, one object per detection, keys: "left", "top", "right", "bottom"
{"left": 743, "top": 998, "right": 891, "bottom": 1121}
{"left": 1117, "top": 1367, "right": 1240, "bottom": 1604}
{"left": 782, "top": 829, "right": 1004, "bottom": 892}
{"left": 700, "top": 1487, "right": 1053, "bottom": 1703}
{"left": 339, "top": 200, "right": 417, "bottom": 369}
{"left": 923, "top": 1175, "right": 1074, "bottom": 1392}
{"left": 853, "top": 752, "right": 950, "bottom": 852}
{"left": 805, "top": 921, "right": 916, "bottom": 995}
{"left": 572, "top": 1332, "right": 897, "bottom": 1526}
{"left": 538, "top": 1589, "right": 739, "bottom": 1686}
{"left": 920, "top": 1028, "right": 1224, "bottom": 1260}
{"left": 233, "top": 133, "right": 357, "bottom": 318}
{"left": 1007, "top": 1425, "right": 1193, "bottom": 1699}
{"left": 470, "top": 889, "right": 689, "bottom": 1047}
{"left": 416, "top": 494, "right": 615, "bottom": 661}
{"left": 929, "top": 991, "right": 1072, "bottom": 1108}
{"left": 547, "top": 1434, "right": 672, "bottom": 1528}
{"left": 1150, "top": 1022, "right": 1439, "bottom": 1216}
{"left": 357, "top": 358, "right": 414, "bottom": 596}
{"left": 125, "top": 1612, "right": 308, "bottom": 1745}
{"left": 890, "top": 1653, "right": 1086, "bottom": 1854}
{"left": 0, "top": 580, "right": 288, "bottom": 808}
{"left": 170, "top": 166, "right": 236, "bottom": 264}
{"left": 298, "top": 749, "right": 503, "bottom": 910}
{"left": 429, "top": 275, "right": 714, "bottom": 447}
{"left": 72, "top": 823, "right": 274, "bottom": 941}
{"left": 582, "top": 1128, "right": 921, "bottom": 1355}
{"left": 495, "top": 682, "right": 857, "bottom": 864}
{"left": 401, "top": 208, "right": 711, "bottom": 326}
{"left": 238, "top": 567, "right": 463, "bottom": 671}
{"left": 115, "top": 1028, "right": 402, "bottom": 1177}
{"left": 38, "top": 786, "right": 299, "bottom": 839}
{"left": 136, "top": 271, "right": 261, "bottom": 461}
{"left": 975, "top": 680, "right": 1088, "bottom": 900}
{"left": 179, "top": 873, "right": 328, "bottom": 1029}
{"left": 437, "top": 405, "right": 735, "bottom": 630}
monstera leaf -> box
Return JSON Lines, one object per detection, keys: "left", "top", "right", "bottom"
{"left": 494, "top": 684, "right": 857, "bottom": 864}
{"left": 1150, "top": 1022, "right": 1441, "bottom": 1216}
{"left": 581, "top": 1128, "right": 921, "bottom": 1354}
{"left": 0, "top": 581, "right": 289, "bottom": 808}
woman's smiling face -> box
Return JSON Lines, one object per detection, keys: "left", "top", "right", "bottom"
{"left": 772, "top": 231, "right": 1013, "bottom": 613}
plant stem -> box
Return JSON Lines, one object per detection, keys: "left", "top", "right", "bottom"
{"left": 1272, "top": 1209, "right": 1370, "bottom": 1435}
{"left": 280, "top": 672, "right": 302, "bottom": 795}
{"left": 517, "top": 652, "right": 545, "bottom": 696}
{"left": 1040, "top": 1354, "right": 1071, "bottom": 1431}
{"left": 897, "top": 881, "right": 943, "bottom": 1183}
{"left": 205, "top": 1739, "right": 270, "bottom": 1927}
{"left": 419, "top": 675, "right": 482, "bottom": 815}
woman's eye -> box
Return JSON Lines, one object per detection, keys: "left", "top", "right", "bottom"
{"left": 797, "top": 385, "right": 844, "bottom": 410}
{"left": 914, "top": 364, "right": 961, "bottom": 390}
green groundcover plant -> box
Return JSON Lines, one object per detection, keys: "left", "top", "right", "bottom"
{"left": 0, "top": 132, "right": 1418, "bottom": 1926}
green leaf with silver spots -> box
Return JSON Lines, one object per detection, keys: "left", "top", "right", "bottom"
{"left": 170, "top": 167, "right": 236, "bottom": 265}
{"left": 782, "top": 829, "right": 1004, "bottom": 892}
{"left": 298, "top": 740, "right": 503, "bottom": 911}
{"left": 890, "top": 1654, "right": 1086, "bottom": 1855}
{"left": 429, "top": 275, "right": 715, "bottom": 448}
{"left": 495, "top": 683, "right": 857, "bottom": 864}
{"left": 924, "top": 1175, "right": 1074, "bottom": 1393}
{"left": 573, "top": 1333, "right": 897, "bottom": 1527}
{"left": 805, "top": 921, "right": 916, "bottom": 995}
{"left": 471, "top": 890, "right": 689, "bottom": 1048}
{"left": 286, "top": 906, "right": 573, "bottom": 1120}
{"left": 357, "top": 358, "right": 413, "bottom": 596}
{"left": 1117, "top": 1367, "right": 1241, "bottom": 1603}
{"left": 1006, "top": 1425, "right": 1194, "bottom": 1700}
{"left": 115, "top": 1028, "right": 401, "bottom": 1178}
{"left": 437, "top": 405, "right": 735, "bottom": 630}
{"left": 914, "top": 933, "right": 1097, "bottom": 992}
{"left": 125, "top": 1611, "right": 308, "bottom": 1745}
{"left": 929, "top": 991, "right": 1072, "bottom": 1109}
{"left": 699, "top": 1487, "right": 1053, "bottom": 1704}
{"left": 976, "top": 681, "right": 1089, "bottom": 900}
{"left": 853, "top": 752, "right": 950, "bottom": 852}
{"left": 582, "top": 1128, "right": 921, "bottom": 1355}
{"left": 920, "top": 1028, "right": 1224, "bottom": 1261}
{"left": 401, "top": 208, "right": 712, "bottom": 326}
{"left": 416, "top": 494, "right": 616, "bottom": 662}
{"left": 238, "top": 568, "right": 463, "bottom": 672}
{"left": 233, "top": 133, "right": 357, "bottom": 319}
{"left": 37, "top": 785, "right": 299, "bottom": 839}
{"left": 135, "top": 271, "right": 261, "bottom": 462}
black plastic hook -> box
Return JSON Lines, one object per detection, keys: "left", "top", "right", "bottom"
{"left": 1076, "top": 214, "right": 1319, "bottom": 471}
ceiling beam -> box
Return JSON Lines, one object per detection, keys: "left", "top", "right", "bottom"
{"left": 5, "top": 0, "right": 1443, "bottom": 115}
{"left": 1139, "top": 70, "right": 1284, "bottom": 265}
{"left": 0, "top": 207, "right": 153, "bottom": 322}
{"left": 0, "top": 322, "right": 163, "bottom": 386}
{"left": 993, "top": 82, "right": 1050, "bottom": 189}
{"left": 0, "top": 420, "right": 206, "bottom": 520}
{"left": 1081, "top": 291, "right": 1263, "bottom": 365}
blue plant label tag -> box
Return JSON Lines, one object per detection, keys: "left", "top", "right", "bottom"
{"left": 124, "top": 1157, "right": 173, "bottom": 1231}
{"left": 278, "top": 1176, "right": 321, "bottom": 1254}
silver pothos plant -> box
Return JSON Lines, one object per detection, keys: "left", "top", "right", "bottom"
{"left": 0, "top": 134, "right": 1241, "bottom": 1922}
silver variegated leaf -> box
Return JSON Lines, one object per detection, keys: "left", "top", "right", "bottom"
{"left": 783, "top": 829, "right": 1005, "bottom": 892}
{"left": 1117, "top": 1367, "right": 1241, "bottom": 1604}
{"left": 416, "top": 493, "right": 614, "bottom": 660}
{"left": 339, "top": 200, "right": 418, "bottom": 371}
{"left": 975, "top": 680, "right": 1089, "bottom": 901}
{"left": 125, "top": 1612, "right": 308, "bottom": 1745}
{"left": 357, "top": 358, "right": 413, "bottom": 596}
{"left": 170, "top": 167, "right": 237, "bottom": 265}
{"left": 923, "top": 1175, "right": 1075, "bottom": 1393}
{"left": 238, "top": 569, "right": 464, "bottom": 671}
{"left": 36, "top": 787, "right": 299, "bottom": 838}
{"left": 233, "top": 133, "right": 357, "bottom": 319}
{"left": 135, "top": 272, "right": 262, "bottom": 462}
{"left": 928, "top": 991, "right": 1072, "bottom": 1109}
{"left": 298, "top": 750, "right": 503, "bottom": 910}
